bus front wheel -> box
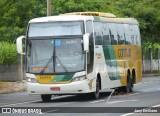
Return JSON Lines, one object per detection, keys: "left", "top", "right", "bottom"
{"left": 91, "top": 78, "right": 100, "bottom": 99}
{"left": 41, "top": 94, "right": 52, "bottom": 102}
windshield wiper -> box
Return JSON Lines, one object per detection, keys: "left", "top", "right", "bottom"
{"left": 40, "top": 55, "right": 68, "bottom": 74}
{"left": 55, "top": 55, "right": 68, "bottom": 73}
{"left": 40, "top": 55, "right": 54, "bottom": 74}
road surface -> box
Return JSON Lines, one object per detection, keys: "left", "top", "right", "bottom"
{"left": 0, "top": 76, "right": 160, "bottom": 116}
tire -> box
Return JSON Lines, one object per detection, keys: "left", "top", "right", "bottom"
{"left": 92, "top": 78, "right": 100, "bottom": 99}
{"left": 130, "top": 77, "right": 134, "bottom": 93}
{"left": 120, "top": 75, "right": 133, "bottom": 93}
{"left": 41, "top": 94, "right": 52, "bottom": 102}
{"left": 125, "top": 75, "right": 133, "bottom": 93}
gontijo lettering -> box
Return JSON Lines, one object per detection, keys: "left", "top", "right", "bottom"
{"left": 118, "top": 48, "right": 131, "bottom": 58}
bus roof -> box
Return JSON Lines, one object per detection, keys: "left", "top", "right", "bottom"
{"left": 62, "top": 12, "right": 138, "bottom": 24}
{"left": 63, "top": 12, "right": 116, "bottom": 18}
{"left": 29, "top": 12, "right": 138, "bottom": 25}
{"left": 29, "top": 15, "right": 94, "bottom": 23}
{"left": 96, "top": 17, "right": 139, "bottom": 25}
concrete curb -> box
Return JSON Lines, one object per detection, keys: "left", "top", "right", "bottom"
{"left": 0, "top": 81, "right": 26, "bottom": 94}
{"left": 142, "top": 74, "right": 159, "bottom": 77}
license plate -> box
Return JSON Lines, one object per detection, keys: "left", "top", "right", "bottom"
{"left": 50, "top": 87, "right": 60, "bottom": 91}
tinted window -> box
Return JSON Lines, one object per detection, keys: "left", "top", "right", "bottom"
{"left": 102, "top": 22, "right": 110, "bottom": 45}
{"left": 116, "top": 24, "right": 125, "bottom": 44}
{"left": 132, "top": 25, "right": 141, "bottom": 46}
{"left": 94, "top": 22, "right": 103, "bottom": 45}
{"left": 108, "top": 23, "right": 118, "bottom": 45}
{"left": 28, "top": 21, "right": 84, "bottom": 37}
{"left": 123, "top": 24, "right": 131, "bottom": 44}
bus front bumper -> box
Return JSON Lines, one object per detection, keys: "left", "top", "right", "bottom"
{"left": 27, "top": 80, "right": 92, "bottom": 95}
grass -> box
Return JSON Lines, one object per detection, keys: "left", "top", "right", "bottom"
{"left": 0, "top": 42, "right": 18, "bottom": 64}
{"left": 157, "top": 71, "right": 160, "bottom": 76}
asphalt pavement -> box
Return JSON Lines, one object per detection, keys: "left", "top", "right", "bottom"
{"left": 0, "top": 75, "right": 160, "bottom": 116}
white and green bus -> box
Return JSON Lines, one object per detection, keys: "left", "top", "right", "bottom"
{"left": 17, "top": 12, "right": 142, "bottom": 102}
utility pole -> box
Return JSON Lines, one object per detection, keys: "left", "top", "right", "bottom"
{"left": 156, "top": 48, "right": 159, "bottom": 71}
{"left": 149, "top": 48, "right": 152, "bottom": 72}
{"left": 47, "top": 0, "right": 51, "bottom": 16}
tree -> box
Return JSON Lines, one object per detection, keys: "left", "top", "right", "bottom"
{"left": 0, "top": 0, "right": 46, "bottom": 43}
{"left": 0, "top": 0, "right": 160, "bottom": 44}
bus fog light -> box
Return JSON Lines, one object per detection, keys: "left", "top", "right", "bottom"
{"left": 72, "top": 76, "right": 86, "bottom": 82}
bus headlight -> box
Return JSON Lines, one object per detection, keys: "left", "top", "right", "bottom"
{"left": 72, "top": 76, "right": 86, "bottom": 82}
{"left": 26, "top": 77, "right": 39, "bottom": 83}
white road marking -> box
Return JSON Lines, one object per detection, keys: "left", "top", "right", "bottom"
{"left": 144, "top": 82, "right": 148, "bottom": 84}
{"left": 90, "top": 100, "right": 105, "bottom": 103}
{"left": 0, "top": 95, "right": 74, "bottom": 107}
{"left": 152, "top": 104, "right": 160, "bottom": 107}
{"left": 135, "top": 80, "right": 160, "bottom": 86}
{"left": 121, "top": 113, "right": 134, "bottom": 116}
{"left": 44, "top": 109, "right": 59, "bottom": 113}
{"left": 90, "top": 91, "right": 139, "bottom": 104}
{"left": 130, "top": 93, "right": 140, "bottom": 96}
{"left": 107, "top": 100, "right": 138, "bottom": 104}
{"left": 106, "top": 89, "right": 115, "bottom": 103}
{"left": 90, "top": 92, "right": 139, "bottom": 104}
{"left": 135, "top": 83, "right": 142, "bottom": 85}
{"left": 0, "top": 100, "right": 42, "bottom": 107}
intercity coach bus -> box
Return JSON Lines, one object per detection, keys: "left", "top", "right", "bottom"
{"left": 16, "top": 12, "right": 142, "bottom": 102}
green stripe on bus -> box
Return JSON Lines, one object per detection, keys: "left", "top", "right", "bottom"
{"left": 103, "top": 45, "right": 121, "bottom": 80}
{"left": 51, "top": 74, "right": 74, "bottom": 82}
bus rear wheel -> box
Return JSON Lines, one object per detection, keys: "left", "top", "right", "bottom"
{"left": 124, "top": 75, "right": 133, "bottom": 93}
{"left": 41, "top": 94, "right": 52, "bottom": 102}
{"left": 118, "top": 74, "right": 133, "bottom": 93}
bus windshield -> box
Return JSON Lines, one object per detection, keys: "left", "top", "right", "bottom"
{"left": 28, "top": 21, "right": 84, "bottom": 37}
{"left": 27, "top": 38, "right": 85, "bottom": 74}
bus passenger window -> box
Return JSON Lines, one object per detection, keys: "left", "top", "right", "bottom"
{"left": 94, "top": 21, "right": 103, "bottom": 45}
{"left": 103, "top": 35, "right": 110, "bottom": 45}
{"left": 123, "top": 24, "right": 131, "bottom": 45}
{"left": 117, "top": 24, "right": 125, "bottom": 45}
{"left": 95, "top": 35, "right": 103, "bottom": 45}
{"left": 108, "top": 23, "right": 118, "bottom": 45}
{"left": 102, "top": 22, "right": 110, "bottom": 45}
{"left": 111, "top": 35, "right": 117, "bottom": 45}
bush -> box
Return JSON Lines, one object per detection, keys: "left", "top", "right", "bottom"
{"left": 143, "top": 42, "right": 160, "bottom": 59}
{"left": 0, "top": 42, "right": 18, "bottom": 64}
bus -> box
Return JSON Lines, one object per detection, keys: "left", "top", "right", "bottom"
{"left": 16, "top": 12, "right": 142, "bottom": 102}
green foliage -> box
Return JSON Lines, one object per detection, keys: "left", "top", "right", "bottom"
{"left": 0, "top": 42, "right": 18, "bottom": 64}
{"left": 52, "top": 0, "right": 160, "bottom": 44}
{"left": 0, "top": 0, "right": 160, "bottom": 44}
{"left": 0, "top": 0, "right": 160, "bottom": 64}
{"left": 143, "top": 42, "right": 160, "bottom": 59}
{"left": 0, "top": 0, "right": 46, "bottom": 43}
{"left": 157, "top": 71, "right": 160, "bottom": 76}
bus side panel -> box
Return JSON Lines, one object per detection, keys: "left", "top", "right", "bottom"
{"left": 94, "top": 45, "right": 116, "bottom": 89}
{"left": 102, "top": 45, "right": 122, "bottom": 88}
{"left": 114, "top": 45, "right": 142, "bottom": 86}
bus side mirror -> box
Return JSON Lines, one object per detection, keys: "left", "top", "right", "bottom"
{"left": 16, "top": 35, "right": 26, "bottom": 55}
{"left": 83, "top": 33, "right": 89, "bottom": 52}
